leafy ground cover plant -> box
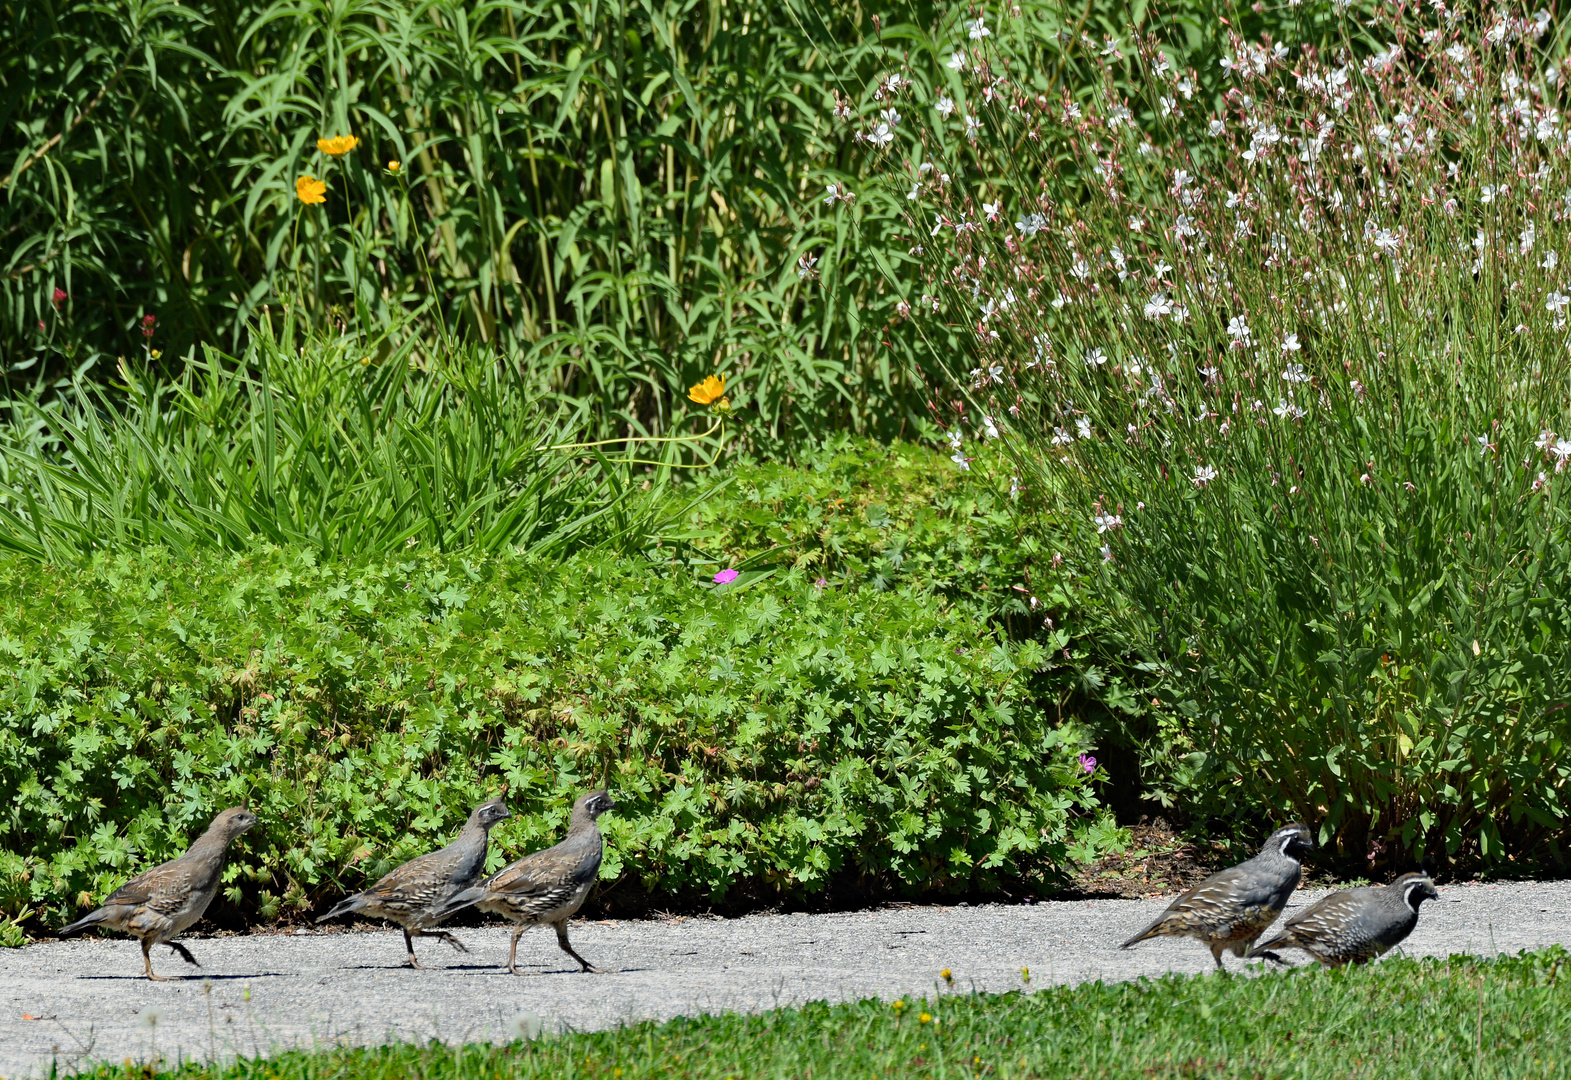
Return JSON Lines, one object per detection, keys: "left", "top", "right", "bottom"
{"left": 852, "top": 3, "right": 1571, "bottom": 868}
{"left": 65, "top": 947, "right": 1571, "bottom": 1080}
{"left": 0, "top": 479, "right": 1106, "bottom": 931}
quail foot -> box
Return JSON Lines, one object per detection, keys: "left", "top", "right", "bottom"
{"left": 317, "top": 797, "right": 511, "bottom": 968}
{"left": 58, "top": 806, "right": 259, "bottom": 980}
{"left": 1121, "top": 823, "right": 1314, "bottom": 969}
{"left": 431, "top": 790, "right": 615, "bottom": 974}
{"left": 1249, "top": 870, "right": 1439, "bottom": 966}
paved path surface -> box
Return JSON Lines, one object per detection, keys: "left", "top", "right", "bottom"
{"left": 3, "top": 880, "right": 1570, "bottom": 1078}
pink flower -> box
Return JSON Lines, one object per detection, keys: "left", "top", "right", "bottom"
{"left": 52, "top": 288, "right": 67, "bottom": 305}
{"left": 712, "top": 569, "right": 739, "bottom": 584}
{"left": 814, "top": 577, "right": 827, "bottom": 589}
{"left": 142, "top": 313, "right": 157, "bottom": 337}
{"left": 1078, "top": 754, "right": 1097, "bottom": 774}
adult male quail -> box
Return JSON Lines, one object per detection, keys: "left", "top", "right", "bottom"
{"left": 58, "top": 806, "right": 258, "bottom": 980}
{"left": 430, "top": 790, "right": 615, "bottom": 974}
{"left": 1248, "top": 870, "right": 1439, "bottom": 966}
{"left": 1120, "top": 822, "right": 1314, "bottom": 969}
{"left": 316, "top": 796, "right": 511, "bottom": 968}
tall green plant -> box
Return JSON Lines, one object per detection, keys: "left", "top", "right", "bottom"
{"left": 870, "top": 3, "right": 1571, "bottom": 865}
{"left": 0, "top": 318, "right": 720, "bottom": 560}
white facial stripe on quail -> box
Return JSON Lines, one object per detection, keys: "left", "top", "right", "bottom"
{"left": 1402, "top": 878, "right": 1428, "bottom": 912}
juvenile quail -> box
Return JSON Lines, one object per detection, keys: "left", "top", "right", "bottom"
{"left": 58, "top": 806, "right": 258, "bottom": 980}
{"left": 1120, "top": 822, "right": 1314, "bottom": 969}
{"left": 1248, "top": 870, "right": 1439, "bottom": 966}
{"left": 430, "top": 790, "right": 615, "bottom": 974}
{"left": 316, "top": 796, "right": 511, "bottom": 968}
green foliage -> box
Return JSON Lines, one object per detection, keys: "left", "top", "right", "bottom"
{"left": 875, "top": 3, "right": 1571, "bottom": 865}
{"left": 1, "top": 0, "right": 955, "bottom": 443}
{"left": 72, "top": 947, "right": 1571, "bottom": 1079}
{"left": 0, "top": 487, "right": 1103, "bottom": 928}
{"left": 0, "top": 321, "right": 720, "bottom": 561}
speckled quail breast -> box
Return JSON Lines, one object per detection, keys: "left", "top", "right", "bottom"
{"left": 431, "top": 789, "right": 616, "bottom": 974}
{"left": 1249, "top": 871, "right": 1438, "bottom": 966}
{"left": 316, "top": 796, "right": 511, "bottom": 967}
{"left": 58, "top": 806, "right": 258, "bottom": 980}
{"left": 1120, "top": 822, "right": 1315, "bottom": 969}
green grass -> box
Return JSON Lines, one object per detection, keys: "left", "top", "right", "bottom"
{"left": 82, "top": 948, "right": 1570, "bottom": 1080}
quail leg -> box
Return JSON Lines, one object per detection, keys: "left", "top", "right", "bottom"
{"left": 167, "top": 941, "right": 201, "bottom": 967}
{"left": 409, "top": 928, "right": 469, "bottom": 955}
{"left": 402, "top": 928, "right": 424, "bottom": 969}
{"left": 507, "top": 925, "right": 526, "bottom": 975}
{"left": 554, "top": 920, "right": 603, "bottom": 973}
{"left": 142, "top": 938, "right": 171, "bottom": 981}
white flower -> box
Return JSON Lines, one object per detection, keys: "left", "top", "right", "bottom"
{"left": 946, "top": 51, "right": 966, "bottom": 71}
{"left": 823, "top": 183, "right": 852, "bottom": 205}
{"left": 964, "top": 114, "right": 981, "bottom": 140}
{"left": 881, "top": 107, "right": 902, "bottom": 127}
{"left": 1152, "top": 260, "right": 1172, "bottom": 277}
{"left": 951, "top": 452, "right": 972, "bottom": 470}
{"left": 1193, "top": 464, "right": 1218, "bottom": 487}
{"left": 1094, "top": 512, "right": 1123, "bottom": 532}
{"left": 507, "top": 1013, "right": 543, "bottom": 1041}
{"left": 1476, "top": 434, "right": 1495, "bottom": 455}
{"left": 967, "top": 16, "right": 990, "bottom": 39}
{"left": 1282, "top": 333, "right": 1301, "bottom": 352}
{"left": 1100, "top": 543, "right": 1114, "bottom": 563}
{"left": 1199, "top": 364, "right": 1219, "bottom": 379}
{"left": 1051, "top": 426, "right": 1074, "bottom": 446}
{"left": 1371, "top": 228, "right": 1401, "bottom": 254}
{"left": 983, "top": 200, "right": 1002, "bottom": 222}
{"left": 1548, "top": 291, "right": 1569, "bottom": 313}
{"left": 1273, "top": 398, "right": 1305, "bottom": 420}
{"left": 1143, "top": 294, "right": 1174, "bottom": 319}
{"left": 936, "top": 94, "right": 955, "bottom": 117}
{"left": 947, "top": 429, "right": 963, "bottom": 450}
{"left": 907, "top": 182, "right": 921, "bottom": 201}
{"left": 1208, "top": 119, "right": 1226, "bottom": 136}
{"left": 796, "top": 253, "right": 819, "bottom": 279}
{"left": 1075, "top": 417, "right": 1092, "bottom": 439}
{"left": 1554, "top": 438, "right": 1571, "bottom": 471}
{"left": 1281, "top": 362, "right": 1309, "bottom": 384}
{"left": 1084, "top": 347, "right": 1106, "bottom": 367}
{"left": 868, "top": 121, "right": 894, "bottom": 148}
{"left": 1015, "top": 212, "right": 1045, "bottom": 236}
{"left": 981, "top": 415, "right": 1000, "bottom": 439}
{"left": 1226, "top": 315, "right": 1252, "bottom": 344}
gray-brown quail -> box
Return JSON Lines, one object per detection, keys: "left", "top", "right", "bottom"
{"left": 58, "top": 806, "right": 258, "bottom": 980}
{"left": 429, "top": 790, "right": 615, "bottom": 974}
{"left": 1120, "top": 822, "right": 1314, "bottom": 969}
{"left": 317, "top": 796, "right": 511, "bottom": 967}
{"left": 1248, "top": 870, "right": 1438, "bottom": 966}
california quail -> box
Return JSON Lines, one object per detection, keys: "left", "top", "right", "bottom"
{"left": 429, "top": 790, "right": 615, "bottom": 974}
{"left": 316, "top": 796, "right": 511, "bottom": 968}
{"left": 58, "top": 806, "right": 258, "bottom": 980}
{"left": 1120, "top": 822, "right": 1314, "bottom": 969}
{"left": 1248, "top": 870, "right": 1439, "bottom": 966}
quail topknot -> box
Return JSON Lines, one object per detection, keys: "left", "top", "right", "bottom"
{"left": 316, "top": 796, "right": 512, "bottom": 967}
{"left": 57, "top": 806, "right": 259, "bottom": 980}
{"left": 429, "top": 790, "right": 615, "bottom": 974}
{"left": 1248, "top": 870, "right": 1439, "bottom": 966}
{"left": 1120, "top": 822, "right": 1315, "bottom": 969}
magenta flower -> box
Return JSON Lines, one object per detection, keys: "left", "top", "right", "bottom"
{"left": 52, "top": 288, "right": 67, "bottom": 306}
{"left": 814, "top": 577, "right": 827, "bottom": 589}
{"left": 713, "top": 569, "right": 739, "bottom": 584}
{"left": 1078, "top": 754, "right": 1097, "bottom": 774}
{"left": 141, "top": 313, "right": 157, "bottom": 337}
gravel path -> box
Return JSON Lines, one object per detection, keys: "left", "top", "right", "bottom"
{"left": 3, "top": 880, "right": 1569, "bottom": 1078}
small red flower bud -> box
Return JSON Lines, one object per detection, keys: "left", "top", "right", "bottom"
{"left": 52, "top": 288, "right": 67, "bottom": 305}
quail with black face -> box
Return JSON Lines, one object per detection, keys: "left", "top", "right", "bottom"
{"left": 58, "top": 806, "right": 259, "bottom": 980}
{"left": 1249, "top": 870, "right": 1439, "bottom": 966}
{"left": 431, "top": 790, "right": 616, "bottom": 974}
{"left": 1121, "top": 823, "right": 1315, "bottom": 969}
{"left": 317, "top": 797, "right": 512, "bottom": 967}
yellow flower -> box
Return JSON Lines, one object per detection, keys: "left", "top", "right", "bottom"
{"left": 296, "top": 175, "right": 327, "bottom": 205}
{"left": 941, "top": 968, "right": 952, "bottom": 983}
{"left": 919, "top": 1012, "right": 932, "bottom": 1024}
{"left": 688, "top": 373, "right": 726, "bottom": 405}
{"left": 387, "top": 160, "right": 401, "bottom": 174}
{"left": 317, "top": 134, "right": 360, "bottom": 156}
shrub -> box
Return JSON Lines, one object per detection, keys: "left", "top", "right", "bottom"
{"left": 859, "top": 3, "right": 1571, "bottom": 866}
{"left": 0, "top": 481, "right": 1106, "bottom": 930}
